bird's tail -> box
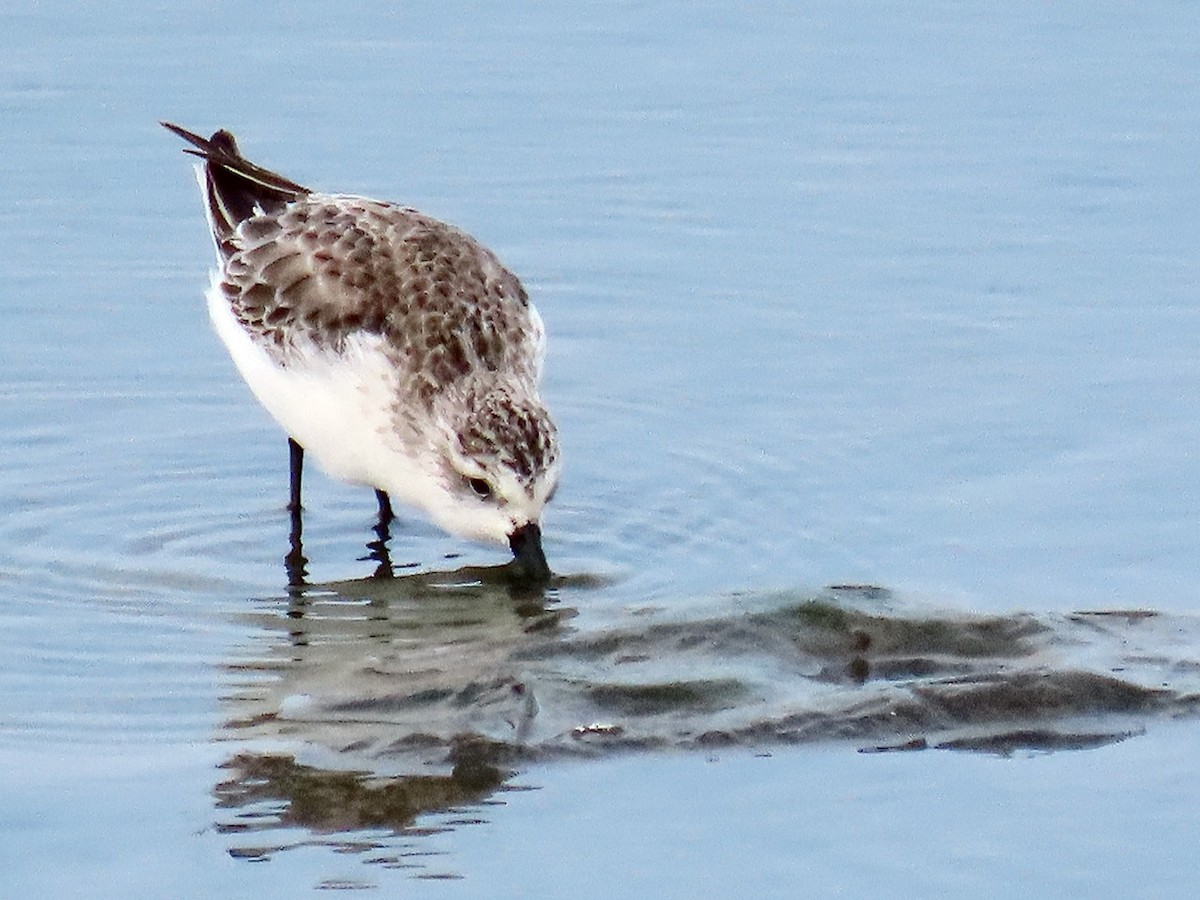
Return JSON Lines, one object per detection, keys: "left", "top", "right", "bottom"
{"left": 161, "top": 121, "right": 310, "bottom": 246}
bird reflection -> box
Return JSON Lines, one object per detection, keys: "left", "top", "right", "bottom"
{"left": 215, "top": 738, "right": 511, "bottom": 863}
{"left": 284, "top": 495, "right": 554, "bottom": 603}
{"left": 219, "top": 545, "right": 580, "bottom": 868}
{"left": 284, "top": 501, "right": 308, "bottom": 589}
{"left": 360, "top": 502, "right": 396, "bottom": 580}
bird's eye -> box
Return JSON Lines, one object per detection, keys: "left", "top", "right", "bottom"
{"left": 468, "top": 477, "right": 493, "bottom": 499}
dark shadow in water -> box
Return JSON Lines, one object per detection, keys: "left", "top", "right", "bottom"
{"left": 214, "top": 738, "right": 514, "bottom": 865}
{"left": 216, "top": 581, "right": 1200, "bottom": 870}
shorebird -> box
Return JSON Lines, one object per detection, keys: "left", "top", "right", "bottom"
{"left": 164, "top": 122, "right": 559, "bottom": 581}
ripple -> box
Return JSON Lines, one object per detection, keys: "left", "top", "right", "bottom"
{"left": 209, "top": 580, "right": 1200, "bottom": 868}
{"left": 219, "top": 580, "right": 1200, "bottom": 768}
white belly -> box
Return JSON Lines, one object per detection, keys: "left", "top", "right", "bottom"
{"left": 206, "top": 276, "right": 418, "bottom": 492}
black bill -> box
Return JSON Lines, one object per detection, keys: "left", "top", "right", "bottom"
{"left": 508, "top": 522, "right": 551, "bottom": 583}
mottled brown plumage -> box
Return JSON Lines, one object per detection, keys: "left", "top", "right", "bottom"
{"left": 222, "top": 195, "right": 541, "bottom": 404}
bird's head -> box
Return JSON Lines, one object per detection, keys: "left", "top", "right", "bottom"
{"left": 419, "top": 382, "right": 560, "bottom": 580}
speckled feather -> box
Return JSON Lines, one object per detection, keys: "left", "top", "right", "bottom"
{"left": 223, "top": 197, "right": 543, "bottom": 400}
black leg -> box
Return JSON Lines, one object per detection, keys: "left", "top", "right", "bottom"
{"left": 285, "top": 438, "right": 308, "bottom": 587}
{"left": 375, "top": 489, "right": 394, "bottom": 523}
{"left": 288, "top": 438, "right": 304, "bottom": 513}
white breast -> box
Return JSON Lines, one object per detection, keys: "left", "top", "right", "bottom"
{"left": 205, "top": 274, "right": 425, "bottom": 493}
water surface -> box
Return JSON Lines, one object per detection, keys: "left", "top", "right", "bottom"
{"left": 2, "top": 1, "right": 1199, "bottom": 896}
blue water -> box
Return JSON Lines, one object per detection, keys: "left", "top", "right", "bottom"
{"left": 2, "top": 1, "right": 1199, "bottom": 896}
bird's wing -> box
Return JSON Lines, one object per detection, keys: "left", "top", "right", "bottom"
{"left": 165, "top": 123, "right": 543, "bottom": 397}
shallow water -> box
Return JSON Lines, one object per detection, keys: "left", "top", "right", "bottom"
{"left": 3, "top": 1, "right": 1200, "bottom": 896}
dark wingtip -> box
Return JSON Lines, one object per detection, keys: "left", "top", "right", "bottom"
{"left": 161, "top": 121, "right": 242, "bottom": 160}
{"left": 161, "top": 121, "right": 308, "bottom": 192}
{"left": 161, "top": 120, "right": 208, "bottom": 149}
{"left": 160, "top": 120, "right": 189, "bottom": 138}
{"left": 161, "top": 120, "right": 312, "bottom": 240}
{"left": 207, "top": 128, "right": 241, "bottom": 156}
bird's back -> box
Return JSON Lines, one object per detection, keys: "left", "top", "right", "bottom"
{"left": 162, "top": 122, "right": 545, "bottom": 408}
{"left": 219, "top": 194, "right": 544, "bottom": 404}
